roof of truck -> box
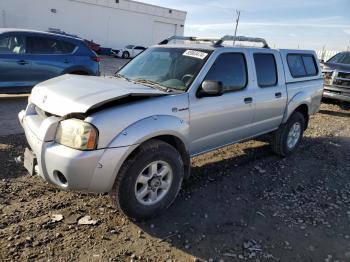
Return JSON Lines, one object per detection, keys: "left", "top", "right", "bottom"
{"left": 155, "top": 43, "right": 275, "bottom": 51}
{"left": 155, "top": 36, "right": 317, "bottom": 54}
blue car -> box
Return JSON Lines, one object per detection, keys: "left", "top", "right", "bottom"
{"left": 0, "top": 28, "right": 100, "bottom": 93}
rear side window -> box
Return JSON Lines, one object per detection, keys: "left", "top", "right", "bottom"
{"left": 27, "top": 36, "right": 76, "bottom": 54}
{"left": 0, "top": 35, "right": 25, "bottom": 54}
{"left": 287, "top": 54, "right": 318, "bottom": 78}
{"left": 302, "top": 56, "right": 317, "bottom": 75}
{"left": 254, "top": 53, "right": 278, "bottom": 87}
{"left": 205, "top": 53, "right": 247, "bottom": 92}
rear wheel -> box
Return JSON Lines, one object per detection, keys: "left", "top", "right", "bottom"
{"left": 271, "top": 112, "right": 305, "bottom": 156}
{"left": 122, "top": 51, "right": 130, "bottom": 59}
{"left": 110, "top": 139, "right": 184, "bottom": 220}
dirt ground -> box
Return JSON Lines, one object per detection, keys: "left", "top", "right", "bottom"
{"left": 0, "top": 101, "right": 349, "bottom": 262}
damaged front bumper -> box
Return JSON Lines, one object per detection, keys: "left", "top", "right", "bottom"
{"left": 18, "top": 104, "right": 134, "bottom": 193}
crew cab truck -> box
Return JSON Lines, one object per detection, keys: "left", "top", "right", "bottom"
{"left": 19, "top": 35, "right": 323, "bottom": 220}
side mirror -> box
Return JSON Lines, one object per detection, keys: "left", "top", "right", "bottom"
{"left": 320, "top": 59, "right": 325, "bottom": 64}
{"left": 197, "top": 80, "right": 223, "bottom": 98}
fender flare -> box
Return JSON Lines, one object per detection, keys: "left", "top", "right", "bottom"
{"left": 103, "top": 115, "right": 190, "bottom": 187}
{"left": 282, "top": 91, "right": 311, "bottom": 123}
{"left": 108, "top": 115, "right": 189, "bottom": 149}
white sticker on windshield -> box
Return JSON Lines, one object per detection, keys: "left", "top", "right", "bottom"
{"left": 183, "top": 50, "right": 208, "bottom": 60}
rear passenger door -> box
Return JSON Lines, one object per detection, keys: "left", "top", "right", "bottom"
{"left": 25, "top": 35, "right": 76, "bottom": 83}
{"left": 250, "top": 50, "right": 287, "bottom": 134}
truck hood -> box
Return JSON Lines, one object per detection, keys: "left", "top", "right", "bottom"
{"left": 30, "top": 74, "right": 167, "bottom": 116}
{"left": 323, "top": 62, "right": 350, "bottom": 72}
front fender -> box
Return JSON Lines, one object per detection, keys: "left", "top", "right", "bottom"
{"left": 108, "top": 115, "right": 189, "bottom": 149}
{"left": 282, "top": 91, "right": 311, "bottom": 123}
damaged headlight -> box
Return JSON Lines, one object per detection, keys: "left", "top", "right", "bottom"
{"left": 55, "top": 119, "right": 98, "bottom": 150}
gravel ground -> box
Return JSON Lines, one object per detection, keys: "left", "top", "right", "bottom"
{"left": 0, "top": 101, "right": 349, "bottom": 262}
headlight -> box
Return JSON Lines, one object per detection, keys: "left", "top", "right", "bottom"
{"left": 55, "top": 119, "right": 98, "bottom": 150}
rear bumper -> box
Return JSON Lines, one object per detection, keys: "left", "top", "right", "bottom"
{"left": 18, "top": 107, "right": 134, "bottom": 193}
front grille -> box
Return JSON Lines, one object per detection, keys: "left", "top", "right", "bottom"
{"left": 334, "top": 71, "right": 350, "bottom": 88}
{"left": 337, "top": 72, "right": 350, "bottom": 80}
{"left": 334, "top": 79, "right": 350, "bottom": 87}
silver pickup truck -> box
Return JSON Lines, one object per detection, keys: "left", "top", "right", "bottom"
{"left": 19, "top": 35, "right": 323, "bottom": 220}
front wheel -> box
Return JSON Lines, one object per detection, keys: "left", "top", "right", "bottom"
{"left": 271, "top": 112, "right": 305, "bottom": 156}
{"left": 110, "top": 139, "right": 184, "bottom": 220}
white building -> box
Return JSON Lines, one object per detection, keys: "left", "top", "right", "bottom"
{"left": 0, "top": 0, "right": 186, "bottom": 48}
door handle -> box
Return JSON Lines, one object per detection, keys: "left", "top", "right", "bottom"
{"left": 18, "top": 60, "right": 28, "bottom": 65}
{"left": 63, "top": 59, "right": 70, "bottom": 64}
{"left": 275, "top": 92, "right": 282, "bottom": 98}
{"left": 244, "top": 97, "right": 253, "bottom": 104}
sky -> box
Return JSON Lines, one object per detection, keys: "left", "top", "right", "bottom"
{"left": 142, "top": 0, "right": 350, "bottom": 50}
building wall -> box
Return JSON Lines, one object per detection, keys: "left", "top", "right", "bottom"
{"left": 0, "top": 0, "right": 186, "bottom": 48}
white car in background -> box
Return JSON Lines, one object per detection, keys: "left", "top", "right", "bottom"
{"left": 112, "top": 45, "right": 146, "bottom": 59}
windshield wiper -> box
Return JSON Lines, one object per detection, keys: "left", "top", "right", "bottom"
{"left": 115, "top": 73, "right": 131, "bottom": 82}
{"left": 134, "top": 79, "right": 173, "bottom": 93}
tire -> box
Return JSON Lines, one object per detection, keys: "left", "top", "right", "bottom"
{"left": 110, "top": 139, "right": 184, "bottom": 220}
{"left": 271, "top": 112, "right": 305, "bottom": 157}
{"left": 122, "top": 51, "right": 130, "bottom": 59}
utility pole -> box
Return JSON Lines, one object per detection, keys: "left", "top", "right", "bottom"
{"left": 233, "top": 10, "right": 241, "bottom": 46}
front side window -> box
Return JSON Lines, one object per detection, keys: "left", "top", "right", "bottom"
{"left": 204, "top": 53, "right": 247, "bottom": 92}
{"left": 254, "top": 53, "right": 278, "bottom": 87}
{"left": 118, "top": 47, "right": 211, "bottom": 91}
{"left": 0, "top": 35, "right": 25, "bottom": 54}
{"left": 287, "top": 54, "right": 318, "bottom": 78}
{"left": 26, "top": 36, "right": 75, "bottom": 54}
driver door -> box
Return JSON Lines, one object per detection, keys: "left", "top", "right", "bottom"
{"left": 189, "top": 51, "right": 256, "bottom": 155}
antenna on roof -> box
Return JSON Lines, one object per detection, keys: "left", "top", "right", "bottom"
{"left": 233, "top": 10, "right": 241, "bottom": 46}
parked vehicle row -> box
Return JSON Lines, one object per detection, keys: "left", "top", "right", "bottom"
{"left": 111, "top": 45, "right": 146, "bottom": 59}
{"left": 0, "top": 29, "right": 100, "bottom": 93}
{"left": 19, "top": 35, "right": 323, "bottom": 220}
{"left": 321, "top": 51, "right": 350, "bottom": 102}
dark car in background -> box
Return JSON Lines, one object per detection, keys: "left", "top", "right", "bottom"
{"left": 84, "top": 39, "right": 101, "bottom": 54}
{"left": 0, "top": 28, "right": 100, "bottom": 93}
{"left": 322, "top": 51, "right": 350, "bottom": 102}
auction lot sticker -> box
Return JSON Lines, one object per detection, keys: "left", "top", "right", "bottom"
{"left": 183, "top": 50, "right": 208, "bottom": 59}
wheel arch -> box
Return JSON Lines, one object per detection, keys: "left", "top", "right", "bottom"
{"left": 283, "top": 91, "right": 311, "bottom": 129}
{"left": 108, "top": 115, "right": 191, "bottom": 183}
{"left": 294, "top": 104, "right": 309, "bottom": 130}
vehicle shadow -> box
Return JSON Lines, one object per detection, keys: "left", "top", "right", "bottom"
{"left": 318, "top": 109, "right": 350, "bottom": 118}
{"left": 136, "top": 136, "right": 350, "bottom": 261}
{"left": 322, "top": 98, "right": 350, "bottom": 111}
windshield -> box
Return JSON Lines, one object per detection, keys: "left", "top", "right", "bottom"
{"left": 118, "top": 47, "right": 211, "bottom": 91}
{"left": 327, "top": 52, "right": 350, "bottom": 65}
{"left": 125, "top": 45, "right": 134, "bottom": 49}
